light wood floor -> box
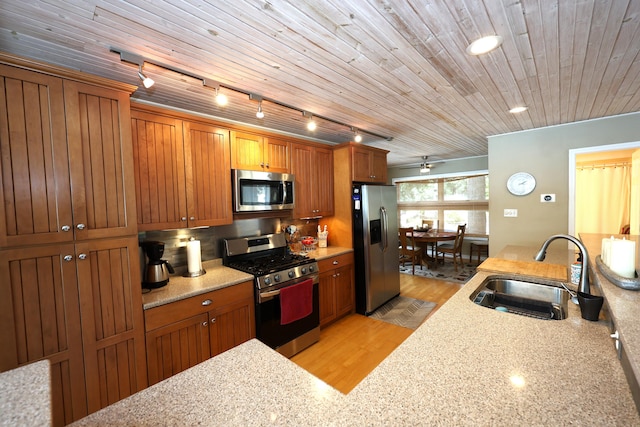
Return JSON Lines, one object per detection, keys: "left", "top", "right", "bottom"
{"left": 290, "top": 273, "right": 463, "bottom": 393}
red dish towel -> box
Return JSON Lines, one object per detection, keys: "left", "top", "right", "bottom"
{"left": 280, "top": 278, "right": 314, "bottom": 325}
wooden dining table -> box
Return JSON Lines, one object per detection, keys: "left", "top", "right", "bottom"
{"left": 409, "top": 229, "right": 458, "bottom": 269}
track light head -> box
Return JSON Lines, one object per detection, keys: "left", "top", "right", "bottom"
{"left": 351, "top": 127, "right": 363, "bottom": 142}
{"left": 137, "top": 65, "right": 154, "bottom": 88}
{"left": 215, "top": 88, "right": 228, "bottom": 106}
{"left": 303, "top": 111, "right": 316, "bottom": 131}
{"left": 250, "top": 94, "right": 265, "bottom": 119}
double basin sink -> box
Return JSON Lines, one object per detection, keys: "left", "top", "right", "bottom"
{"left": 470, "top": 275, "right": 572, "bottom": 320}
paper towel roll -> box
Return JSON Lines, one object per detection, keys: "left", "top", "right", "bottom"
{"left": 187, "top": 239, "right": 202, "bottom": 274}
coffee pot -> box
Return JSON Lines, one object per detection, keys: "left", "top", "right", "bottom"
{"left": 141, "top": 240, "right": 174, "bottom": 289}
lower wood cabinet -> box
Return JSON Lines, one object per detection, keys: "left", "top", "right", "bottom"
{"left": 0, "top": 236, "right": 147, "bottom": 426}
{"left": 144, "top": 281, "right": 255, "bottom": 385}
{"left": 318, "top": 252, "right": 355, "bottom": 327}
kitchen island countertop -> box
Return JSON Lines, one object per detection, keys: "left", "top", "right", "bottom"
{"left": 72, "top": 243, "right": 639, "bottom": 425}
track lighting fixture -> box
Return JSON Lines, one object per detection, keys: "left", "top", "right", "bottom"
{"left": 112, "top": 48, "right": 394, "bottom": 141}
{"left": 303, "top": 111, "right": 316, "bottom": 131}
{"left": 351, "top": 127, "right": 363, "bottom": 142}
{"left": 214, "top": 87, "right": 228, "bottom": 106}
{"left": 249, "top": 94, "right": 265, "bottom": 119}
{"left": 137, "top": 65, "right": 154, "bottom": 88}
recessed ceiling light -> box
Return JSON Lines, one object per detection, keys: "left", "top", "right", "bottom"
{"left": 466, "top": 35, "right": 503, "bottom": 55}
{"left": 509, "top": 106, "right": 528, "bottom": 114}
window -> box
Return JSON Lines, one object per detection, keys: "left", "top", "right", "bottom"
{"left": 397, "top": 174, "right": 489, "bottom": 236}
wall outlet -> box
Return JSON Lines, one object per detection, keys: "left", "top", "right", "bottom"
{"left": 504, "top": 209, "right": 518, "bottom": 217}
{"left": 540, "top": 194, "right": 556, "bottom": 203}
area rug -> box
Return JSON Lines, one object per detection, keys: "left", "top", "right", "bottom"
{"left": 399, "top": 262, "right": 477, "bottom": 283}
{"left": 368, "top": 296, "right": 436, "bottom": 330}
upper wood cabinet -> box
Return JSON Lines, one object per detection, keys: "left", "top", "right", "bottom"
{"left": 351, "top": 145, "right": 388, "bottom": 183}
{"left": 0, "top": 67, "right": 136, "bottom": 248}
{"left": 230, "top": 131, "right": 290, "bottom": 172}
{"left": 131, "top": 108, "right": 233, "bottom": 230}
{"left": 290, "top": 143, "right": 334, "bottom": 218}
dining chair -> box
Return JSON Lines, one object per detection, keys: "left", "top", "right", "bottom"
{"left": 399, "top": 227, "right": 423, "bottom": 274}
{"left": 436, "top": 224, "right": 466, "bottom": 271}
{"left": 421, "top": 219, "right": 437, "bottom": 230}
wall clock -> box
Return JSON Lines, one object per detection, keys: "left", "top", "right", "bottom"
{"left": 506, "top": 172, "right": 536, "bottom": 196}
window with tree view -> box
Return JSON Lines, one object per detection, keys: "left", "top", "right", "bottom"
{"left": 397, "top": 174, "right": 489, "bottom": 236}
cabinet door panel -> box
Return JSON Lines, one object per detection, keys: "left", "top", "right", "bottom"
{"left": 291, "top": 144, "right": 313, "bottom": 218}
{"left": 352, "top": 148, "right": 372, "bottom": 182}
{"left": 371, "top": 151, "right": 387, "bottom": 183}
{"left": 319, "top": 270, "right": 336, "bottom": 327}
{"left": 0, "top": 65, "right": 73, "bottom": 248}
{"left": 265, "top": 138, "right": 290, "bottom": 172}
{"left": 314, "top": 147, "right": 334, "bottom": 216}
{"left": 210, "top": 299, "right": 255, "bottom": 356}
{"left": 184, "top": 121, "right": 232, "bottom": 226}
{"left": 335, "top": 265, "right": 355, "bottom": 318}
{"left": 64, "top": 81, "right": 137, "bottom": 240}
{"left": 0, "top": 245, "right": 87, "bottom": 425}
{"left": 145, "top": 313, "right": 210, "bottom": 386}
{"left": 75, "top": 237, "right": 147, "bottom": 413}
{"left": 131, "top": 110, "right": 187, "bottom": 230}
{"left": 230, "top": 131, "right": 264, "bottom": 171}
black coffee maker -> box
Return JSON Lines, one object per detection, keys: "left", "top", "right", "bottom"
{"left": 141, "top": 241, "right": 174, "bottom": 289}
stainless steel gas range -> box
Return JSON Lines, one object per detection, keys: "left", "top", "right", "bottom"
{"left": 222, "top": 233, "right": 320, "bottom": 358}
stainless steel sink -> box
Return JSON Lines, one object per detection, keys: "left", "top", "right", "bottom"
{"left": 470, "top": 276, "right": 571, "bottom": 320}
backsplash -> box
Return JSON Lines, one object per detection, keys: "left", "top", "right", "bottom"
{"left": 137, "top": 217, "right": 321, "bottom": 275}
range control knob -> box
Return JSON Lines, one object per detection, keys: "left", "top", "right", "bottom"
{"left": 308, "top": 265, "right": 315, "bottom": 273}
{"left": 288, "top": 270, "right": 295, "bottom": 278}
{"left": 264, "top": 277, "right": 271, "bottom": 286}
{"left": 274, "top": 274, "right": 281, "bottom": 282}
{"left": 301, "top": 267, "right": 307, "bottom": 274}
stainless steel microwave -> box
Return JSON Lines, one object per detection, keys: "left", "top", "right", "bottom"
{"left": 233, "top": 169, "right": 295, "bottom": 212}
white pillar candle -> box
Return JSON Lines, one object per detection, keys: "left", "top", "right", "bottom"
{"left": 187, "top": 239, "right": 202, "bottom": 274}
{"left": 601, "top": 236, "right": 615, "bottom": 267}
{"left": 608, "top": 238, "right": 636, "bottom": 278}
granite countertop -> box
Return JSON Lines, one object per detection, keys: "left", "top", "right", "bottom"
{"left": 72, "top": 244, "right": 639, "bottom": 425}
{"left": 0, "top": 360, "right": 51, "bottom": 426}
{"left": 141, "top": 259, "right": 254, "bottom": 310}
{"left": 142, "top": 247, "right": 353, "bottom": 310}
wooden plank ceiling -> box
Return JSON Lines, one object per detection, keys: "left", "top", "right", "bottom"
{"left": 0, "top": 0, "right": 639, "bottom": 166}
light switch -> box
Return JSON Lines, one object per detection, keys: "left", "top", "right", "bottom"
{"left": 504, "top": 209, "right": 518, "bottom": 217}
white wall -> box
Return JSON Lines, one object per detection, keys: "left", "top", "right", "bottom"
{"left": 488, "top": 112, "right": 640, "bottom": 255}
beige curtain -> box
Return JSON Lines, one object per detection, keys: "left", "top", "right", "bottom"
{"left": 576, "top": 164, "right": 631, "bottom": 234}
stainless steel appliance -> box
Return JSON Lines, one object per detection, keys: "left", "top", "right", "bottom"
{"left": 352, "top": 184, "right": 401, "bottom": 315}
{"left": 223, "top": 233, "right": 320, "bottom": 358}
{"left": 141, "top": 240, "right": 175, "bottom": 289}
{"left": 233, "top": 169, "right": 295, "bottom": 212}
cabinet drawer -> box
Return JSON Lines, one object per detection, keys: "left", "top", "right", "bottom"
{"left": 318, "top": 252, "right": 354, "bottom": 272}
{"left": 145, "top": 281, "right": 253, "bottom": 331}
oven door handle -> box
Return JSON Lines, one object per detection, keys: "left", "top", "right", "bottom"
{"left": 260, "top": 289, "right": 280, "bottom": 299}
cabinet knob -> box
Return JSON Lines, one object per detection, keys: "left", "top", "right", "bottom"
{"left": 336, "top": 273, "right": 341, "bottom": 277}
{"left": 63, "top": 255, "right": 73, "bottom": 262}
{"left": 332, "top": 260, "right": 338, "bottom": 265}
{"left": 76, "top": 223, "right": 86, "bottom": 230}
{"left": 260, "top": 162, "right": 265, "bottom": 168}
{"left": 202, "top": 321, "right": 208, "bottom": 327}
{"left": 181, "top": 217, "right": 187, "bottom": 221}
{"left": 61, "top": 225, "right": 71, "bottom": 232}
{"left": 78, "top": 253, "right": 87, "bottom": 260}
{"left": 265, "top": 163, "right": 269, "bottom": 168}
{"left": 189, "top": 216, "right": 195, "bottom": 221}
{"left": 211, "top": 317, "right": 216, "bottom": 323}
{"left": 202, "top": 299, "right": 212, "bottom": 306}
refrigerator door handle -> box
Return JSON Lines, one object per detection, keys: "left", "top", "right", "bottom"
{"left": 380, "top": 206, "right": 388, "bottom": 252}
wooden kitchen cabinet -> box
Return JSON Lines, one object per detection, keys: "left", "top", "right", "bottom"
{"left": 230, "top": 130, "right": 290, "bottom": 172}
{"left": 0, "top": 67, "right": 137, "bottom": 248}
{"left": 318, "top": 252, "right": 355, "bottom": 327}
{"left": 131, "top": 108, "right": 233, "bottom": 230}
{"left": 0, "top": 56, "right": 146, "bottom": 426}
{"left": 144, "top": 281, "right": 255, "bottom": 385}
{"left": 290, "top": 143, "right": 334, "bottom": 218}
{"left": 351, "top": 145, "right": 388, "bottom": 183}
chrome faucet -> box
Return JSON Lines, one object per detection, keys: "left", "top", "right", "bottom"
{"left": 534, "top": 234, "right": 590, "bottom": 296}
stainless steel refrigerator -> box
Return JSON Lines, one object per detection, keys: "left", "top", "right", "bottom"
{"left": 352, "top": 184, "right": 400, "bottom": 315}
